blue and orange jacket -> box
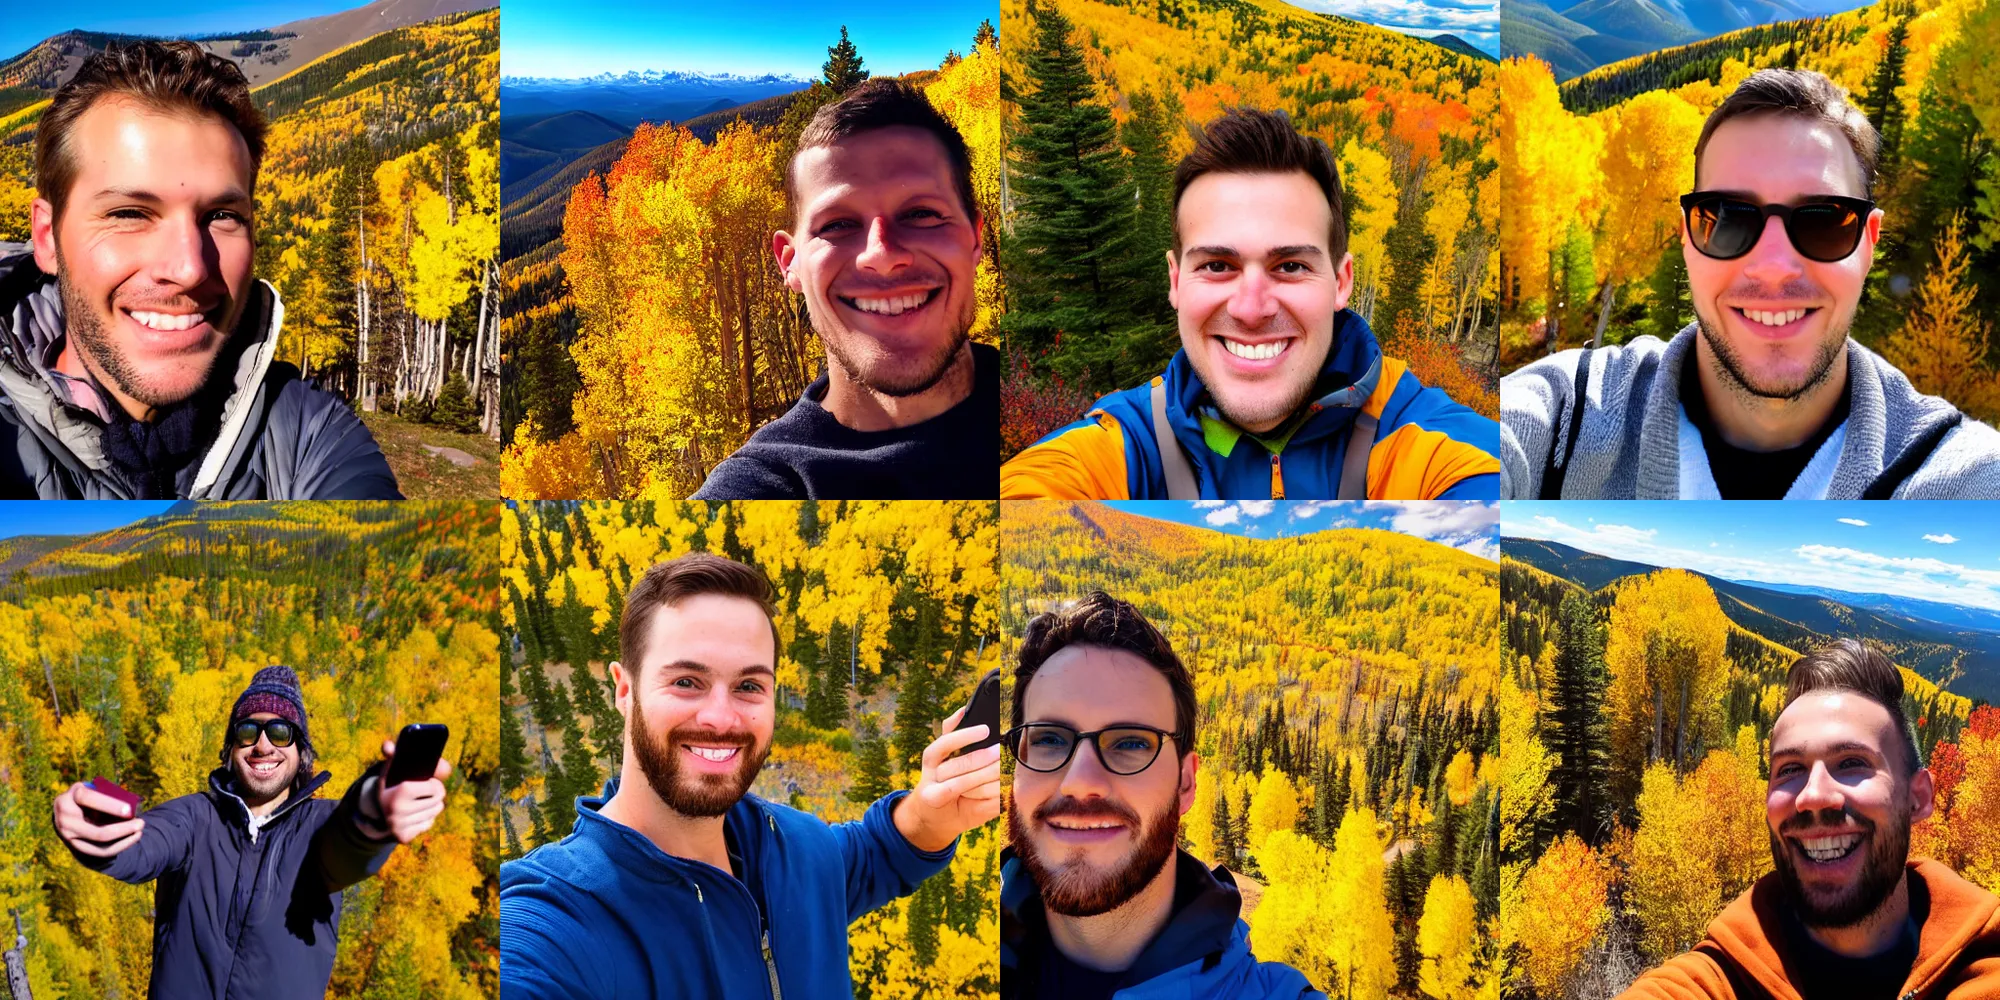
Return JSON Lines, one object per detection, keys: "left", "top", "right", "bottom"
{"left": 1001, "top": 309, "right": 1500, "bottom": 499}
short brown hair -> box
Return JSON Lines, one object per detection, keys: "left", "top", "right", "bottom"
{"left": 619, "top": 553, "right": 780, "bottom": 671}
{"left": 1783, "top": 639, "right": 1920, "bottom": 776}
{"left": 36, "top": 40, "right": 268, "bottom": 223}
{"left": 1694, "top": 69, "right": 1880, "bottom": 198}
{"left": 1171, "top": 107, "right": 1348, "bottom": 261}
{"left": 1014, "top": 591, "right": 1198, "bottom": 754}
{"left": 785, "top": 78, "right": 977, "bottom": 229}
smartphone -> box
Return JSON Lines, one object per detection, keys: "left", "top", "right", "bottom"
{"left": 949, "top": 669, "right": 1001, "bottom": 759}
{"left": 84, "top": 776, "right": 143, "bottom": 826}
{"left": 384, "top": 724, "right": 450, "bottom": 787}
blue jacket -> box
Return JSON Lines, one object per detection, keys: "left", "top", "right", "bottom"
{"left": 66, "top": 767, "right": 397, "bottom": 1000}
{"left": 499, "top": 780, "right": 956, "bottom": 999}
{"left": 1002, "top": 309, "right": 1500, "bottom": 499}
{"left": 1002, "top": 849, "right": 1325, "bottom": 1000}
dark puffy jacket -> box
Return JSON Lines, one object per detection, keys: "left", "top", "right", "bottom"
{"left": 0, "top": 246, "right": 401, "bottom": 498}
{"left": 66, "top": 767, "right": 398, "bottom": 1000}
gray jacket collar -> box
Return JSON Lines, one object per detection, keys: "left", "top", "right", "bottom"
{"left": 1639, "top": 323, "right": 1932, "bottom": 498}
{"left": 0, "top": 246, "right": 284, "bottom": 497}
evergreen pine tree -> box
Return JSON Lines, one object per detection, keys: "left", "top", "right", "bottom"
{"left": 823, "top": 26, "right": 868, "bottom": 93}
{"left": 1548, "top": 591, "right": 1611, "bottom": 843}
{"left": 908, "top": 877, "right": 943, "bottom": 966}
{"left": 1861, "top": 17, "right": 1910, "bottom": 184}
{"left": 974, "top": 18, "right": 997, "bottom": 48}
{"left": 1003, "top": 2, "right": 1140, "bottom": 387}
{"left": 850, "top": 713, "right": 894, "bottom": 802}
{"left": 1212, "top": 785, "right": 1236, "bottom": 867}
{"left": 894, "top": 658, "right": 937, "bottom": 774}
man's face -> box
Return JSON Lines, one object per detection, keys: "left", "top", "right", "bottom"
{"left": 1169, "top": 170, "right": 1354, "bottom": 434}
{"left": 1685, "top": 115, "right": 1881, "bottom": 402}
{"left": 30, "top": 97, "right": 255, "bottom": 413}
{"left": 230, "top": 712, "right": 300, "bottom": 804}
{"left": 777, "top": 126, "right": 982, "bottom": 398}
{"left": 1007, "top": 645, "right": 1196, "bottom": 917}
{"left": 617, "top": 594, "right": 777, "bottom": 818}
{"left": 1766, "top": 691, "right": 1933, "bottom": 928}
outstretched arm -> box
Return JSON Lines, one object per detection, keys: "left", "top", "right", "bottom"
{"left": 54, "top": 781, "right": 196, "bottom": 884}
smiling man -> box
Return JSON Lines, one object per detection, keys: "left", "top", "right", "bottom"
{"left": 0, "top": 41, "right": 399, "bottom": 499}
{"left": 1502, "top": 69, "right": 2000, "bottom": 499}
{"left": 690, "top": 78, "right": 998, "bottom": 499}
{"left": 499, "top": 553, "right": 1002, "bottom": 998}
{"left": 50, "top": 665, "right": 451, "bottom": 1000}
{"left": 1001, "top": 108, "right": 1499, "bottom": 500}
{"left": 1619, "top": 640, "right": 2000, "bottom": 999}
{"left": 1002, "top": 591, "right": 1322, "bottom": 999}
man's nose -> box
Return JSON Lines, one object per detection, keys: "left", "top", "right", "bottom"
{"left": 1227, "top": 266, "right": 1280, "bottom": 327}
{"left": 1739, "top": 214, "right": 1806, "bottom": 285}
{"left": 854, "top": 216, "right": 912, "bottom": 274}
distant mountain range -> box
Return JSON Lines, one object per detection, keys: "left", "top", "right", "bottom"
{"left": 1504, "top": 536, "right": 2000, "bottom": 704}
{"left": 0, "top": 501, "right": 401, "bottom": 583}
{"left": 1500, "top": 0, "right": 1860, "bottom": 80}
{"left": 499, "top": 71, "right": 807, "bottom": 129}
{"left": 499, "top": 74, "right": 808, "bottom": 261}
{"left": 0, "top": 0, "right": 495, "bottom": 99}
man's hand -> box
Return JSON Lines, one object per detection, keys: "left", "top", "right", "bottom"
{"left": 370, "top": 739, "right": 452, "bottom": 844}
{"left": 53, "top": 781, "right": 145, "bottom": 857}
{"left": 893, "top": 707, "right": 1003, "bottom": 853}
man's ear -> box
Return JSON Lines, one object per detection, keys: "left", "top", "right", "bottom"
{"left": 1177, "top": 750, "right": 1200, "bottom": 816}
{"left": 610, "top": 661, "right": 632, "bottom": 719}
{"left": 1331, "top": 251, "right": 1355, "bottom": 314}
{"left": 31, "top": 198, "right": 59, "bottom": 275}
{"left": 773, "top": 230, "right": 802, "bottom": 293}
{"left": 1910, "top": 765, "right": 1935, "bottom": 824}
{"left": 1166, "top": 250, "right": 1180, "bottom": 310}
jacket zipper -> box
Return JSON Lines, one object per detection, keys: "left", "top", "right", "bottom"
{"left": 763, "top": 814, "right": 781, "bottom": 1000}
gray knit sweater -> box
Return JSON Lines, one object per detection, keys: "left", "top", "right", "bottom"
{"left": 1500, "top": 323, "right": 2000, "bottom": 499}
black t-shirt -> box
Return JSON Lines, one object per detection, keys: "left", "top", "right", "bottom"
{"left": 1680, "top": 356, "right": 1851, "bottom": 499}
{"left": 1781, "top": 909, "right": 1919, "bottom": 1000}
{"left": 690, "top": 343, "right": 1000, "bottom": 499}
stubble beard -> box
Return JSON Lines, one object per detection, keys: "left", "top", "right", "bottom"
{"left": 1769, "top": 804, "right": 1911, "bottom": 930}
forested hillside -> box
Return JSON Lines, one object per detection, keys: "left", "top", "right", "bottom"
{"left": 0, "top": 6, "right": 504, "bottom": 483}
{"left": 1498, "top": 552, "right": 1994, "bottom": 997}
{"left": 501, "top": 500, "right": 1002, "bottom": 997}
{"left": 500, "top": 26, "right": 1001, "bottom": 498}
{"left": 1000, "top": 500, "right": 1501, "bottom": 998}
{"left": 999, "top": 0, "right": 1501, "bottom": 456}
{"left": 0, "top": 502, "right": 501, "bottom": 1000}
{"left": 1498, "top": 0, "right": 2000, "bottom": 424}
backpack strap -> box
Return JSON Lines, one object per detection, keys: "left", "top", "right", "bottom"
{"left": 1150, "top": 377, "right": 1200, "bottom": 500}
{"left": 1539, "top": 347, "right": 1594, "bottom": 500}
{"left": 1336, "top": 412, "right": 1379, "bottom": 500}
{"left": 1862, "top": 412, "right": 1963, "bottom": 499}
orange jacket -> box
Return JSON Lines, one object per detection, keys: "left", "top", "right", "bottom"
{"left": 1618, "top": 860, "right": 2000, "bottom": 1000}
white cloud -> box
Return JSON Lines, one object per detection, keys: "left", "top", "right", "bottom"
{"left": 1238, "top": 501, "right": 1277, "bottom": 518}
{"left": 1924, "top": 533, "right": 1960, "bottom": 544}
{"left": 1594, "top": 523, "right": 1658, "bottom": 543}
{"left": 1192, "top": 500, "right": 1228, "bottom": 509}
{"left": 1363, "top": 501, "right": 1500, "bottom": 560}
{"left": 1204, "top": 505, "right": 1241, "bottom": 527}
{"left": 1838, "top": 518, "right": 1869, "bottom": 527}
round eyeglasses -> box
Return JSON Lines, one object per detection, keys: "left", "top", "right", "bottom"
{"left": 1002, "top": 723, "right": 1180, "bottom": 776}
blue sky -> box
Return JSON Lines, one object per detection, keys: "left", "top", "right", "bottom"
{"left": 501, "top": 0, "right": 994, "bottom": 80}
{"left": 1504, "top": 501, "right": 2000, "bottom": 611}
{"left": 1291, "top": 0, "right": 1498, "bottom": 57}
{"left": 1107, "top": 501, "right": 1499, "bottom": 559}
{"left": 0, "top": 0, "right": 363, "bottom": 65}
{"left": 0, "top": 502, "right": 177, "bottom": 540}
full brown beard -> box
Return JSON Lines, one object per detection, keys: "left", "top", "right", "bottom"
{"left": 1769, "top": 803, "right": 1910, "bottom": 929}
{"left": 629, "top": 696, "right": 771, "bottom": 818}
{"left": 1009, "top": 790, "right": 1180, "bottom": 917}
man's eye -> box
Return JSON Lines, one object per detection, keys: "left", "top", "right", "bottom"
{"left": 671, "top": 677, "right": 699, "bottom": 689}
{"left": 1197, "top": 260, "right": 1233, "bottom": 273}
{"left": 1274, "top": 260, "right": 1310, "bottom": 274}
{"left": 209, "top": 210, "right": 247, "bottom": 228}
{"left": 737, "top": 681, "right": 764, "bottom": 694}
{"left": 817, "top": 219, "right": 856, "bottom": 235}
{"left": 108, "top": 208, "right": 147, "bottom": 221}
{"left": 904, "top": 208, "right": 945, "bottom": 224}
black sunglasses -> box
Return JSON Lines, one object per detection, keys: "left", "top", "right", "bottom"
{"left": 1002, "top": 723, "right": 1181, "bottom": 776}
{"left": 1680, "top": 192, "right": 1875, "bottom": 263}
{"left": 231, "top": 718, "right": 298, "bottom": 749}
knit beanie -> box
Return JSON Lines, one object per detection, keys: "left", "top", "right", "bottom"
{"left": 229, "top": 665, "right": 311, "bottom": 752}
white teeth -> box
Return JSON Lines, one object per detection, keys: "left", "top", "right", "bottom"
{"left": 130, "top": 310, "right": 201, "bottom": 332}
{"left": 1050, "top": 820, "right": 1121, "bottom": 830}
{"left": 1222, "top": 339, "right": 1288, "bottom": 361}
{"left": 688, "top": 746, "right": 739, "bottom": 762}
{"left": 849, "top": 292, "right": 930, "bottom": 316}
{"left": 1799, "top": 833, "right": 1860, "bottom": 861}
{"left": 1743, "top": 308, "right": 1807, "bottom": 327}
